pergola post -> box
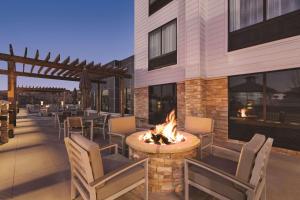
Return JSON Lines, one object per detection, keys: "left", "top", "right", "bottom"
{"left": 7, "top": 61, "right": 17, "bottom": 128}
{"left": 119, "top": 77, "right": 125, "bottom": 116}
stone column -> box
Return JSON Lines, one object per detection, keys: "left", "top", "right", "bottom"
{"left": 184, "top": 78, "right": 206, "bottom": 117}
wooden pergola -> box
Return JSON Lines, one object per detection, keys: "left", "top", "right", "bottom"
{"left": 16, "top": 86, "right": 67, "bottom": 93}
{"left": 0, "top": 44, "right": 131, "bottom": 128}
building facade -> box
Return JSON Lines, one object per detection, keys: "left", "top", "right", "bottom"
{"left": 91, "top": 56, "right": 134, "bottom": 114}
{"left": 134, "top": 0, "right": 300, "bottom": 154}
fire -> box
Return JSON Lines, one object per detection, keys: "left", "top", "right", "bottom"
{"left": 140, "top": 110, "right": 185, "bottom": 145}
{"left": 239, "top": 108, "right": 247, "bottom": 118}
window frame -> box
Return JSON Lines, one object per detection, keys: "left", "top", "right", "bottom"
{"left": 228, "top": 0, "right": 300, "bottom": 51}
{"left": 149, "top": 0, "right": 173, "bottom": 16}
{"left": 148, "top": 19, "right": 177, "bottom": 71}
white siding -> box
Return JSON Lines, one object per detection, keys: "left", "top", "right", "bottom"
{"left": 205, "top": 0, "right": 300, "bottom": 78}
{"left": 134, "top": 0, "right": 185, "bottom": 88}
{"left": 135, "top": 0, "right": 300, "bottom": 88}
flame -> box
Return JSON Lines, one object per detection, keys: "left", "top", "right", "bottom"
{"left": 239, "top": 108, "right": 247, "bottom": 118}
{"left": 140, "top": 110, "right": 185, "bottom": 145}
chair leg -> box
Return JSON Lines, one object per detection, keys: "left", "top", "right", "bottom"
{"left": 58, "top": 128, "right": 61, "bottom": 140}
{"left": 260, "top": 183, "right": 267, "bottom": 200}
{"left": 184, "top": 161, "right": 189, "bottom": 200}
{"left": 102, "top": 127, "right": 106, "bottom": 140}
{"left": 90, "top": 190, "right": 97, "bottom": 200}
{"left": 144, "top": 161, "right": 149, "bottom": 200}
{"left": 122, "top": 138, "right": 126, "bottom": 156}
{"left": 70, "top": 180, "right": 78, "bottom": 200}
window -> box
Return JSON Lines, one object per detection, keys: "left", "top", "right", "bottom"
{"left": 149, "top": 83, "right": 177, "bottom": 124}
{"left": 125, "top": 88, "right": 132, "bottom": 114}
{"left": 229, "top": 68, "right": 300, "bottom": 151}
{"left": 229, "top": 0, "right": 300, "bottom": 51}
{"left": 267, "top": 0, "right": 300, "bottom": 19}
{"left": 101, "top": 89, "right": 109, "bottom": 112}
{"left": 230, "top": 0, "right": 264, "bottom": 32}
{"left": 149, "top": 19, "right": 177, "bottom": 70}
{"left": 149, "top": 0, "right": 173, "bottom": 16}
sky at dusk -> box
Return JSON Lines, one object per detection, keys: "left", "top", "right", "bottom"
{"left": 0, "top": 0, "right": 134, "bottom": 90}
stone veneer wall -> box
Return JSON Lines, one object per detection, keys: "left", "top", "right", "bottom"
{"left": 176, "top": 82, "right": 185, "bottom": 128}
{"left": 205, "top": 78, "right": 228, "bottom": 141}
{"left": 184, "top": 79, "right": 206, "bottom": 117}
{"left": 134, "top": 87, "right": 148, "bottom": 122}
{"left": 184, "top": 77, "right": 228, "bottom": 141}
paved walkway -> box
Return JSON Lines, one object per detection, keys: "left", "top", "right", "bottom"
{"left": 0, "top": 110, "right": 299, "bottom": 200}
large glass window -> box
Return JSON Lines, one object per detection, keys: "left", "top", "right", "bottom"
{"left": 266, "top": 69, "right": 300, "bottom": 123}
{"left": 229, "top": 68, "right": 300, "bottom": 151}
{"left": 148, "top": 19, "right": 177, "bottom": 70}
{"left": 149, "top": 83, "right": 177, "bottom": 124}
{"left": 229, "top": 74, "right": 264, "bottom": 120}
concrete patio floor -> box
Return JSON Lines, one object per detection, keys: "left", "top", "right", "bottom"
{"left": 0, "top": 109, "right": 299, "bottom": 200}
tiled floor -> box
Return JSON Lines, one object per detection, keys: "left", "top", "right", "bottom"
{"left": 0, "top": 109, "right": 300, "bottom": 200}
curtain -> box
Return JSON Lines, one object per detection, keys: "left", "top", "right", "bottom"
{"left": 267, "top": 0, "right": 300, "bottom": 19}
{"left": 149, "top": 29, "right": 161, "bottom": 59}
{"left": 230, "top": 0, "right": 263, "bottom": 32}
{"left": 162, "top": 21, "right": 176, "bottom": 54}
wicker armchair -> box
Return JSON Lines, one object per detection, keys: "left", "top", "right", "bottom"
{"left": 184, "top": 134, "right": 273, "bottom": 200}
{"left": 185, "top": 116, "right": 215, "bottom": 159}
{"left": 65, "top": 134, "right": 148, "bottom": 200}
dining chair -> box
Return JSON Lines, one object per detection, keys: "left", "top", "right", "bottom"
{"left": 57, "top": 114, "right": 66, "bottom": 139}
{"left": 93, "top": 114, "right": 110, "bottom": 140}
{"left": 67, "top": 117, "right": 84, "bottom": 137}
{"left": 108, "top": 116, "right": 137, "bottom": 155}
{"left": 184, "top": 116, "right": 215, "bottom": 159}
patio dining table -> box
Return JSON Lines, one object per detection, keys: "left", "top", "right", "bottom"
{"left": 82, "top": 115, "right": 103, "bottom": 140}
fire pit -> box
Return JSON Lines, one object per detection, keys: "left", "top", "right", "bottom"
{"left": 126, "top": 111, "right": 200, "bottom": 192}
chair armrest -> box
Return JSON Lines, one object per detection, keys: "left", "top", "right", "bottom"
{"left": 136, "top": 127, "right": 148, "bottom": 131}
{"left": 198, "top": 132, "right": 212, "bottom": 137}
{"left": 108, "top": 132, "right": 126, "bottom": 138}
{"left": 185, "top": 158, "right": 254, "bottom": 191}
{"left": 91, "top": 157, "right": 149, "bottom": 188}
{"left": 99, "top": 144, "right": 118, "bottom": 154}
{"left": 211, "top": 145, "right": 240, "bottom": 162}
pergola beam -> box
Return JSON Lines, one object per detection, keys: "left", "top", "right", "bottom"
{"left": 51, "top": 56, "right": 70, "bottom": 75}
{"left": 64, "top": 60, "right": 86, "bottom": 77}
{"left": 0, "top": 50, "right": 131, "bottom": 78}
{"left": 30, "top": 50, "right": 40, "bottom": 73}
{"left": 0, "top": 68, "right": 105, "bottom": 83}
{"left": 38, "top": 52, "right": 51, "bottom": 74}
{"left": 22, "top": 47, "right": 28, "bottom": 72}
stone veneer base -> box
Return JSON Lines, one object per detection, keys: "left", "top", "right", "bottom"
{"left": 126, "top": 131, "right": 200, "bottom": 192}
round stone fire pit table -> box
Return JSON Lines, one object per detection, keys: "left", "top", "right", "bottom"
{"left": 126, "top": 131, "right": 200, "bottom": 193}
